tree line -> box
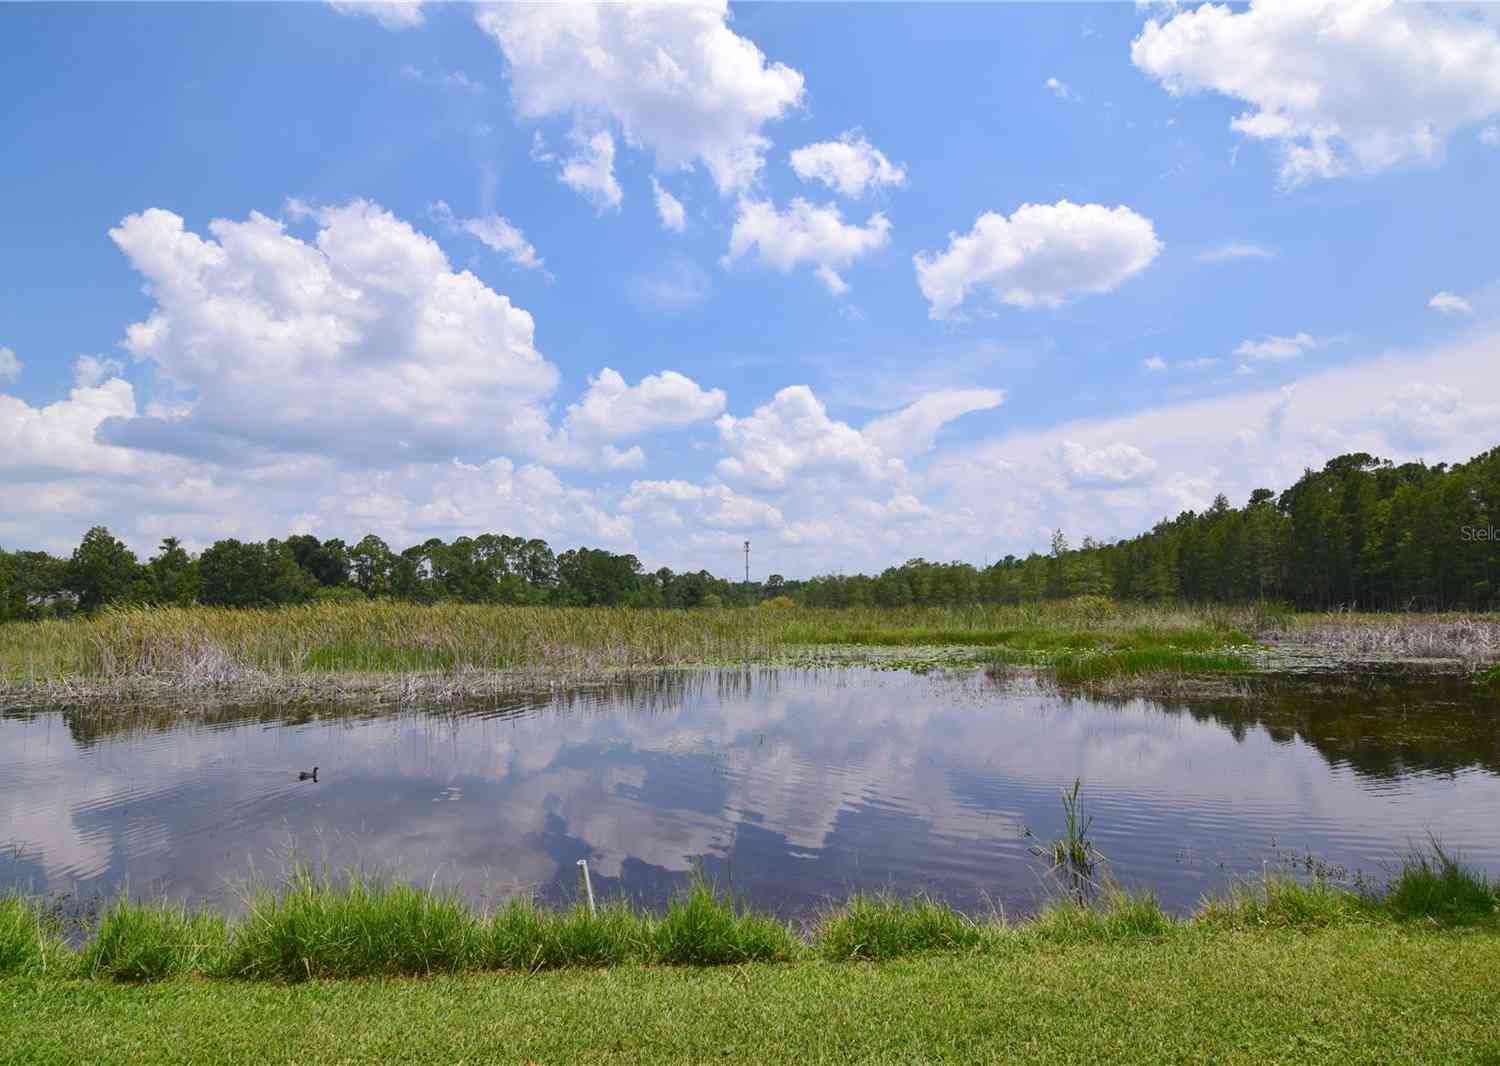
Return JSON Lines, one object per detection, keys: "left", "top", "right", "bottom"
{"left": 795, "top": 446, "right": 1500, "bottom": 611}
{"left": 2, "top": 445, "right": 1497, "bottom": 620}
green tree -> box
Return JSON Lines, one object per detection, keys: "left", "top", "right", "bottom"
{"left": 349, "top": 534, "right": 394, "bottom": 596}
{"left": 0, "top": 548, "right": 73, "bottom": 620}
{"left": 67, "top": 526, "right": 146, "bottom": 611}
{"left": 147, "top": 537, "right": 200, "bottom": 605}
{"left": 555, "top": 548, "right": 641, "bottom": 606}
{"left": 285, "top": 534, "right": 351, "bottom": 587}
{"left": 199, "top": 538, "right": 316, "bottom": 607}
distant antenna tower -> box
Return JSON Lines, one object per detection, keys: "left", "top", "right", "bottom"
{"left": 744, "top": 540, "right": 751, "bottom": 584}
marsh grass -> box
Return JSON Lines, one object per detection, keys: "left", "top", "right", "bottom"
{"left": 1278, "top": 614, "right": 1500, "bottom": 666}
{"left": 0, "top": 601, "right": 1266, "bottom": 697}
{"left": 1024, "top": 778, "right": 1105, "bottom": 903}
{"left": 6, "top": 599, "right": 1493, "bottom": 707}
{"left": 80, "top": 897, "right": 228, "bottom": 981}
{"left": 0, "top": 895, "right": 68, "bottom": 976}
{"left": 812, "top": 624, "right": 1249, "bottom": 655}
{"left": 1050, "top": 647, "right": 1251, "bottom": 684}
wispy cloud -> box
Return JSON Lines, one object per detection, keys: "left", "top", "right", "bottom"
{"left": 1044, "top": 76, "right": 1078, "bottom": 102}
{"left": 1428, "top": 291, "right": 1473, "bottom": 315}
{"left": 1197, "top": 242, "right": 1275, "bottom": 263}
{"left": 430, "top": 201, "right": 547, "bottom": 273}
{"left": 1235, "top": 332, "right": 1316, "bottom": 362}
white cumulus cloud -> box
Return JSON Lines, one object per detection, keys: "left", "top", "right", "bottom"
{"left": 913, "top": 200, "right": 1162, "bottom": 318}
{"left": 1132, "top": 0, "right": 1500, "bottom": 185}
{"left": 789, "top": 131, "right": 907, "bottom": 198}
{"left": 535, "top": 367, "right": 726, "bottom": 471}
{"left": 1060, "top": 441, "right": 1159, "bottom": 486}
{"left": 564, "top": 368, "right": 726, "bottom": 441}
{"left": 477, "top": 0, "right": 804, "bottom": 195}
{"left": 716, "top": 385, "right": 901, "bottom": 489}
{"left": 622, "top": 479, "right": 784, "bottom": 534}
{"left": 724, "top": 198, "right": 891, "bottom": 296}
{"left": 0, "top": 376, "right": 144, "bottom": 479}
{"left": 0, "top": 346, "right": 20, "bottom": 382}
{"left": 103, "top": 200, "right": 559, "bottom": 464}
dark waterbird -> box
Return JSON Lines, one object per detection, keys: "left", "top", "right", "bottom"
{"left": 298, "top": 767, "right": 319, "bottom": 782}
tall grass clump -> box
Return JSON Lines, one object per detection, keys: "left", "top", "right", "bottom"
{"left": 225, "top": 869, "right": 482, "bottom": 980}
{"left": 80, "top": 898, "right": 228, "bottom": 981}
{"left": 486, "top": 898, "right": 643, "bottom": 970}
{"left": 1384, "top": 841, "right": 1498, "bottom": 925}
{"left": 0, "top": 895, "right": 68, "bottom": 976}
{"left": 649, "top": 881, "right": 800, "bottom": 965}
{"left": 816, "top": 895, "right": 986, "bottom": 961}
{"left": 1025, "top": 778, "right": 1104, "bottom": 903}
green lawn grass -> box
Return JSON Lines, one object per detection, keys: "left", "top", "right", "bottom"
{"left": 5, "top": 927, "right": 1499, "bottom": 1064}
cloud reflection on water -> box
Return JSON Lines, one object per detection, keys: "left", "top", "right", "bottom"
{"left": 3, "top": 669, "right": 1499, "bottom": 917}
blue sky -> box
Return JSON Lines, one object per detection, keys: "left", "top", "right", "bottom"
{"left": 2, "top": 1, "right": 1498, "bottom": 576}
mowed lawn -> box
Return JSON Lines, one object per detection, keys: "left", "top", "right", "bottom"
{"left": 5, "top": 927, "right": 1500, "bottom": 1065}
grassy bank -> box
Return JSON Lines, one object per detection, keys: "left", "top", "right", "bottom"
{"left": 5, "top": 927, "right": 1500, "bottom": 1064}
{"left": 4, "top": 849, "right": 1496, "bottom": 982}
{"left": 5, "top": 857, "right": 1498, "bottom": 1062}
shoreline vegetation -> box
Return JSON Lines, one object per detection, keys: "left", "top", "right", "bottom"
{"left": 3, "top": 845, "right": 1497, "bottom": 984}
{"left": 2, "top": 599, "right": 1497, "bottom": 710}
{"left": 7, "top": 813, "right": 1499, "bottom": 1064}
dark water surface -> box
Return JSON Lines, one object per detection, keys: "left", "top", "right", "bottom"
{"left": 3, "top": 668, "right": 1498, "bottom": 919}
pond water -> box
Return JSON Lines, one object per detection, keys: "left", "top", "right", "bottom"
{"left": 3, "top": 667, "right": 1498, "bottom": 920}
